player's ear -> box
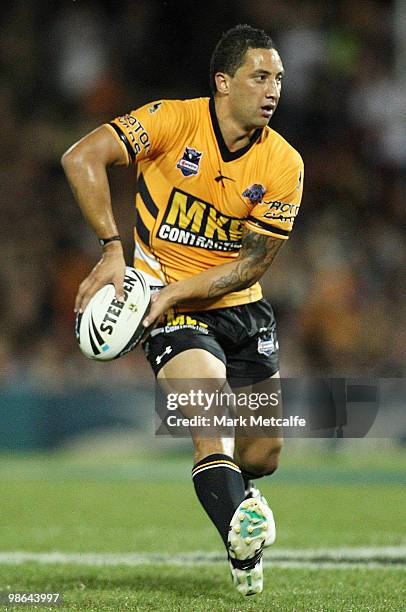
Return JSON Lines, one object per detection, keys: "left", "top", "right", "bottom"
{"left": 214, "top": 72, "right": 230, "bottom": 95}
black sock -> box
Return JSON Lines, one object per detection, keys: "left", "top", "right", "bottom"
{"left": 242, "top": 471, "right": 252, "bottom": 492}
{"left": 241, "top": 470, "right": 264, "bottom": 493}
{"left": 192, "top": 453, "right": 245, "bottom": 546}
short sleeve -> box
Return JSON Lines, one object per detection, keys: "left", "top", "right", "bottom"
{"left": 245, "top": 150, "right": 304, "bottom": 240}
{"left": 104, "top": 100, "right": 186, "bottom": 166}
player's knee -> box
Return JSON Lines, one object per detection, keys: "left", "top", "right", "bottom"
{"left": 239, "top": 438, "right": 283, "bottom": 477}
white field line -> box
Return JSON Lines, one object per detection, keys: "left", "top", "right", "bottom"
{"left": 0, "top": 547, "right": 405, "bottom": 570}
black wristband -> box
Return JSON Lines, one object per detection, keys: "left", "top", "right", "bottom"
{"left": 99, "top": 235, "right": 121, "bottom": 247}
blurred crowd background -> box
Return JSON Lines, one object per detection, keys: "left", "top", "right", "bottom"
{"left": 0, "top": 1, "right": 405, "bottom": 447}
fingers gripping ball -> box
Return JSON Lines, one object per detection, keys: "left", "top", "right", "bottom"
{"left": 75, "top": 267, "right": 151, "bottom": 360}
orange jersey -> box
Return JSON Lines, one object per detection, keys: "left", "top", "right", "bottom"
{"left": 105, "top": 97, "right": 303, "bottom": 311}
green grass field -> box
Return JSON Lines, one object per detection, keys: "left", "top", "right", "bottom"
{"left": 0, "top": 442, "right": 405, "bottom": 611}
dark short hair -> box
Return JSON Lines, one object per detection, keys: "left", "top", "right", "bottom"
{"left": 209, "top": 24, "right": 276, "bottom": 94}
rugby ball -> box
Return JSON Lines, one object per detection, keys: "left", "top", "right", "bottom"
{"left": 75, "top": 267, "right": 151, "bottom": 360}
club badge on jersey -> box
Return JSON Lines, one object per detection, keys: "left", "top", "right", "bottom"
{"left": 242, "top": 184, "right": 266, "bottom": 204}
{"left": 176, "top": 147, "right": 203, "bottom": 177}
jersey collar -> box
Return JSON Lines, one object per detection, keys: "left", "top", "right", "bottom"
{"left": 209, "top": 97, "right": 263, "bottom": 163}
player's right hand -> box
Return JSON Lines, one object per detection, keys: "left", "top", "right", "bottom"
{"left": 74, "top": 248, "right": 126, "bottom": 313}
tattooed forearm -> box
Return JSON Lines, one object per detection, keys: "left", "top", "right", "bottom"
{"left": 239, "top": 230, "right": 270, "bottom": 261}
{"left": 207, "top": 230, "right": 284, "bottom": 298}
{"left": 207, "top": 264, "right": 246, "bottom": 296}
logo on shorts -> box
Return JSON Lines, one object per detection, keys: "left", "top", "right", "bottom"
{"left": 156, "top": 346, "right": 172, "bottom": 365}
{"left": 164, "top": 315, "right": 209, "bottom": 335}
{"left": 243, "top": 184, "right": 266, "bottom": 204}
{"left": 257, "top": 329, "right": 278, "bottom": 356}
{"left": 177, "top": 147, "right": 203, "bottom": 177}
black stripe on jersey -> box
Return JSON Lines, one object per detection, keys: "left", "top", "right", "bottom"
{"left": 136, "top": 211, "right": 150, "bottom": 246}
{"left": 247, "top": 216, "right": 290, "bottom": 237}
{"left": 138, "top": 173, "right": 159, "bottom": 217}
{"left": 108, "top": 123, "right": 136, "bottom": 162}
{"left": 209, "top": 97, "right": 262, "bottom": 163}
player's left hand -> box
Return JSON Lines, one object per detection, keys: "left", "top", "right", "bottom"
{"left": 142, "top": 286, "right": 175, "bottom": 328}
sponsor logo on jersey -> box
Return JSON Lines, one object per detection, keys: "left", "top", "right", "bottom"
{"left": 262, "top": 200, "right": 300, "bottom": 222}
{"left": 243, "top": 184, "right": 266, "bottom": 204}
{"left": 117, "top": 115, "right": 151, "bottom": 155}
{"left": 149, "top": 102, "right": 162, "bottom": 114}
{"left": 176, "top": 147, "right": 203, "bottom": 177}
{"left": 157, "top": 188, "right": 243, "bottom": 251}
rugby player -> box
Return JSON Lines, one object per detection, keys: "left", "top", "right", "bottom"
{"left": 62, "top": 24, "right": 304, "bottom": 595}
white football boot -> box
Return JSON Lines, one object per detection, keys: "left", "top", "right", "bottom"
{"left": 245, "top": 483, "right": 276, "bottom": 547}
{"left": 227, "top": 498, "right": 268, "bottom": 596}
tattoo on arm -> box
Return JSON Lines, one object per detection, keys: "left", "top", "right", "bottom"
{"left": 207, "top": 230, "right": 284, "bottom": 298}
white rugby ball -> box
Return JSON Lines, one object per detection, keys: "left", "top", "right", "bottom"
{"left": 75, "top": 267, "right": 151, "bottom": 360}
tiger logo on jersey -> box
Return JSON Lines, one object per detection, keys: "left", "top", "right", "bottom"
{"left": 243, "top": 184, "right": 266, "bottom": 204}
{"left": 177, "top": 147, "right": 203, "bottom": 177}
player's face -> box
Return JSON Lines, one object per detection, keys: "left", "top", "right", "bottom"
{"left": 227, "top": 48, "right": 284, "bottom": 130}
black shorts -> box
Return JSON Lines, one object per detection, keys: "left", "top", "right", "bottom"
{"left": 143, "top": 298, "right": 279, "bottom": 383}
